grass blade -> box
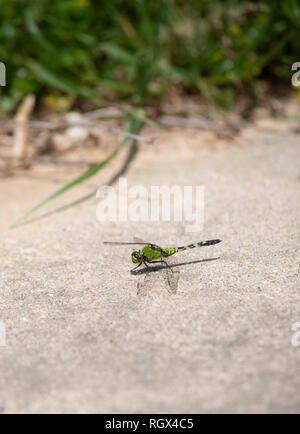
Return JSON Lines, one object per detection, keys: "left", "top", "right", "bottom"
{"left": 11, "top": 116, "right": 142, "bottom": 228}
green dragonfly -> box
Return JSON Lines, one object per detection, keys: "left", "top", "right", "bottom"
{"left": 104, "top": 237, "right": 222, "bottom": 294}
{"left": 105, "top": 238, "right": 221, "bottom": 270}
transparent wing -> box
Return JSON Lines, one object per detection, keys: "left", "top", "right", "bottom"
{"left": 104, "top": 236, "right": 157, "bottom": 246}
{"left": 162, "top": 257, "right": 180, "bottom": 294}
{"left": 104, "top": 237, "right": 159, "bottom": 246}
{"left": 137, "top": 270, "right": 156, "bottom": 296}
{"left": 137, "top": 258, "right": 180, "bottom": 295}
{"left": 104, "top": 240, "right": 147, "bottom": 245}
{"left": 133, "top": 236, "right": 148, "bottom": 243}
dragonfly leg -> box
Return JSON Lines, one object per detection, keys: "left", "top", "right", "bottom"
{"left": 161, "top": 259, "right": 173, "bottom": 271}
{"left": 131, "top": 262, "right": 143, "bottom": 271}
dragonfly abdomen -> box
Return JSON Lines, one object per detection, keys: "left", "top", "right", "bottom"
{"left": 173, "top": 239, "right": 221, "bottom": 253}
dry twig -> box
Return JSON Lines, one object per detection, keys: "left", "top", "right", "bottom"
{"left": 0, "top": 153, "right": 95, "bottom": 167}
{"left": 12, "top": 94, "right": 36, "bottom": 158}
{"left": 1, "top": 119, "right": 153, "bottom": 143}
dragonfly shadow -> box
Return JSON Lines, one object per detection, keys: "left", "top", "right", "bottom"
{"left": 130, "top": 257, "right": 220, "bottom": 275}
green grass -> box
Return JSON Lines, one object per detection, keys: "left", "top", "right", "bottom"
{"left": 1, "top": 0, "right": 299, "bottom": 112}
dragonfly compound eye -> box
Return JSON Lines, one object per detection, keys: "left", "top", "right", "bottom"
{"left": 131, "top": 251, "right": 141, "bottom": 264}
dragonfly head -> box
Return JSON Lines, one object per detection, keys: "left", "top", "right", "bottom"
{"left": 131, "top": 250, "right": 142, "bottom": 264}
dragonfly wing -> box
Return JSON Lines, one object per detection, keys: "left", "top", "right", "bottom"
{"left": 165, "top": 269, "right": 180, "bottom": 294}
{"left": 133, "top": 236, "right": 156, "bottom": 245}
{"left": 104, "top": 240, "right": 147, "bottom": 245}
{"left": 137, "top": 269, "right": 156, "bottom": 295}
{"left": 104, "top": 238, "right": 163, "bottom": 250}
{"left": 104, "top": 236, "right": 155, "bottom": 245}
{"left": 162, "top": 257, "right": 180, "bottom": 294}
{"left": 136, "top": 258, "right": 180, "bottom": 295}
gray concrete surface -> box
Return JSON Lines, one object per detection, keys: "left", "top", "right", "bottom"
{"left": 0, "top": 120, "right": 300, "bottom": 413}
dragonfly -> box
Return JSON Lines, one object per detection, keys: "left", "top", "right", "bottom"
{"left": 104, "top": 238, "right": 222, "bottom": 294}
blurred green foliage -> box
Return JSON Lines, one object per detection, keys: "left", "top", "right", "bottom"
{"left": 0, "top": 0, "right": 299, "bottom": 113}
